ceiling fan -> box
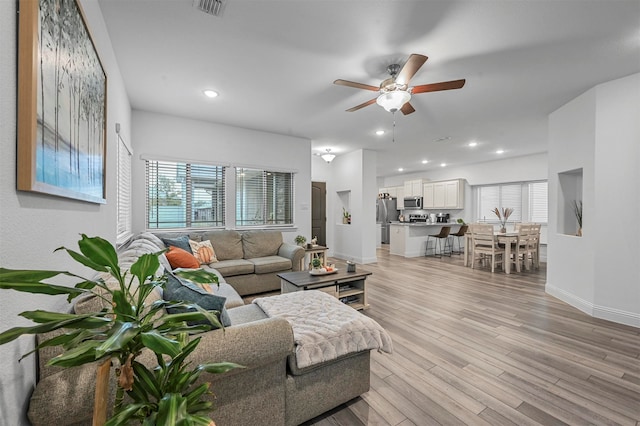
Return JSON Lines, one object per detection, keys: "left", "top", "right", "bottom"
{"left": 334, "top": 54, "right": 466, "bottom": 115}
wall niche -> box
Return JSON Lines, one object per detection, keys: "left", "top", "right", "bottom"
{"left": 557, "top": 168, "right": 583, "bottom": 236}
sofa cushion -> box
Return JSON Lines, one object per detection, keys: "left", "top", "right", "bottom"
{"left": 189, "top": 239, "right": 218, "bottom": 264}
{"left": 165, "top": 246, "right": 200, "bottom": 269}
{"left": 164, "top": 272, "right": 231, "bottom": 327}
{"left": 211, "top": 258, "right": 255, "bottom": 277}
{"left": 242, "top": 231, "right": 283, "bottom": 259}
{"left": 161, "top": 234, "right": 193, "bottom": 253}
{"left": 227, "top": 304, "right": 269, "bottom": 325}
{"left": 249, "top": 256, "right": 292, "bottom": 274}
{"left": 202, "top": 230, "right": 243, "bottom": 261}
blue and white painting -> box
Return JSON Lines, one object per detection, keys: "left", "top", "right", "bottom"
{"left": 35, "top": 0, "right": 106, "bottom": 202}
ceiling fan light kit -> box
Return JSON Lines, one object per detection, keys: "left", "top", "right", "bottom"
{"left": 334, "top": 53, "right": 465, "bottom": 115}
{"left": 321, "top": 149, "right": 336, "bottom": 163}
{"left": 376, "top": 90, "right": 411, "bottom": 113}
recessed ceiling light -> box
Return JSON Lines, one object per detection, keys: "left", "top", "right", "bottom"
{"left": 440, "top": 163, "right": 447, "bottom": 167}
{"left": 421, "top": 160, "right": 428, "bottom": 164}
{"left": 468, "top": 141, "right": 478, "bottom": 147}
{"left": 398, "top": 168, "right": 404, "bottom": 172}
{"left": 203, "top": 90, "right": 219, "bottom": 98}
{"left": 375, "top": 130, "right": 385, "bottom": 136}
{"left": 496, "top": 149, "right": 505, "bottom": 154}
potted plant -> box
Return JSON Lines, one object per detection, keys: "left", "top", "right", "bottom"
{"left": 573, "top": 200, "right": 583, "bottom": 236}
{"left": 294, "top": 235, "right": 307, "bottom": 246}
{"left": 342, "top": 208, "right": 350, "bottom": 224}
{"left": 0, "top": 234, "right": 241, "bottom": 424}
{"left": 492, "top": 207, "right": 514, "bottom": 233}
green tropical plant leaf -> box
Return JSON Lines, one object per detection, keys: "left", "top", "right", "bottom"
{"left": 48, "top": 340, "right": 103, "bottom": 367}
{"left": 199, "top": 361, "right": 244, "bottom": 375}
{"left": 0, "top": 268, "right": 62, "bottom": 282}
{"left": 140, "top": 331, "right": 181, "bottom": 358}
{"left": 156, "top": 393, "right": 189, "bottom": 425}
{"left": 56, "top": 247, "right": 109, "bottom": 273}
{"left": 174, "top": 268, "right": 219, "bottom": 285}
{"left": 78, "top": 234, "right": 122, "bottom": 276}
{"left": 0, "top": 273, "right": 85, "bottom": 299}
{"left": 184, "top": 383, "right": 211, "bottom": 406}
{"left": 112, "top": 290, "right": 135, "bottom": 319}
{"left": 105, "top": 403, "right": 150, "bottom": 426}
{"left": 95, "top": 322, "right": 139, "bottom": 357}
{"left": 130, "top": 253, "right": 161, "bottom": 289}
{"left": 132, "top": 361, "right": 162, "bottom": 400}
{"left": 20, "top": 310, "right": 110, "bottom": 328}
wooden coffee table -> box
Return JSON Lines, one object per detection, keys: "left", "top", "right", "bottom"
{"left": 278, "top": 265, "right": 371, "bottom": 310}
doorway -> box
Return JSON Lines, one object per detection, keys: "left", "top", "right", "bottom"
{"left": 311, "top": 181, "right": 326, "bottom": 246}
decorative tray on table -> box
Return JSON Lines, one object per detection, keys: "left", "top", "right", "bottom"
{"left": 309, "top": 268, "right": 338, "bottom": 276}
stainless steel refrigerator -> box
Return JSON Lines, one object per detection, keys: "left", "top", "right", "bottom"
{"left": 376, "top": 198, "right": 399, "bottom": 244}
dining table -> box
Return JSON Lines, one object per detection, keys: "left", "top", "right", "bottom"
{"left": 463, "top": 231, "right": 520, "bottom": 274}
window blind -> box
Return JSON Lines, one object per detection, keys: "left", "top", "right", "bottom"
{"left": 529, "top": 181, "right": 548, "bottom": 223}
{"left": 146, "top": 160, "right": 225, "bottom": 229}
{"left": 478, "top": 184, "right": 522, "bottom": 223}
{"left": 116, "top": 135, "right": 132, "bottom": 244}
{"left": 236, "top": 168, "right": 293, "bottom": 226}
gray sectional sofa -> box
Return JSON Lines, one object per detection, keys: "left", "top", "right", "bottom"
{"left": 26, "top": 231, "right": 375, "bottom": 426}
{"left": 155, "top": 229, "right": 305, "bottom": 296}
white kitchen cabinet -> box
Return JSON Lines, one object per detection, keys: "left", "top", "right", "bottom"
{"left": 444, "top": 180, "right": 461, "bottom": 208}
{"left": 387, "top": 187, "right": 398, "bottom": 198}
{"left": 433, "top": 182, "right": 446, "bottom": 207}
{"left": 423, "top": 183, "right": 435, "bottom": 208}
{"left": 396, "top": 187, "right": 405, "bottom": 209}
{"left": 421, "top": 179, "right": 465, "bottom": 209}
{"left": 403, "top": 179, "right": 423, "bottom": 197}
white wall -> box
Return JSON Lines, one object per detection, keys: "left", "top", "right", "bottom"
{"left": 131, "top": 110, "right": 312, "bottom": 243}
{"left": 547, "top": 73, "right": 640, "bottom": 327}
{"left": 312, "top": 149, "right": 378, "bottom": 264}
{"left": 380, "top": 152, "right": 548, "bottom": 187}
{"left": 0, "top": 1, "right": 131, "bottom": 424}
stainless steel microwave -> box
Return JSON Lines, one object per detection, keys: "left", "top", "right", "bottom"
{"left": 403, "top": 196, "right": 423, "bottom": 210}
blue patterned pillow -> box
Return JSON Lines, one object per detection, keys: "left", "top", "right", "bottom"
{"left": 163, "top": 272, "right": 230, "bottom": 327}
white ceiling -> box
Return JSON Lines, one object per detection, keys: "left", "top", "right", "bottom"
{"left": 97, "top": 0, "right": 640, "bottom": 178}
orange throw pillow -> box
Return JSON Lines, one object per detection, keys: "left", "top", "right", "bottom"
{"left": 166, "top": 246, "right": 200, "bottom": 269}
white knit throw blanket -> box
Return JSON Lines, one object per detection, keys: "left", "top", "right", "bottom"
{"left": 253, "top": 290, "right": 393, "bottom": 369}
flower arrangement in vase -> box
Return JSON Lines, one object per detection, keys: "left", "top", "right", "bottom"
{"left": 573, "top": 200, "right": 583, "bottom": 236}
{"left": 492, "top": 207, "right": 514, "bottom": 233}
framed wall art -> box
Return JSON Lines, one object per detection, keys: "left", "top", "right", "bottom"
{"left": 17, "top": 0, "right": 107, "bottom": 203}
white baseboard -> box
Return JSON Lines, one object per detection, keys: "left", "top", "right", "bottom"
{"left": 331, "top": 252, "right": 377, "bottom": 265}
{"left": 545, "top": 284, "right": 640, "bottom": 328}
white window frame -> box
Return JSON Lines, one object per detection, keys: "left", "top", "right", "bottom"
{"left": 235, "top": 167, "right": 295, "bottom": 228}
{"left": 116, "top": 134, "right": 133, "bottom": 245}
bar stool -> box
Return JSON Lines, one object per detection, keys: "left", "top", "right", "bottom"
{"left": 450, "top": 225, "right": 468, "bottom": 255}
{"left": 425, "top": 226, "right": 451, "bottom": 258}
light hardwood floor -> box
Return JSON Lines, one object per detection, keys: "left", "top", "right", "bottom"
{"left": 303, "top": 246, "right": 640, "bottom": 426}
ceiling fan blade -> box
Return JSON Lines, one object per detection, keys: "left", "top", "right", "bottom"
{"left": 334, "top": 79, "right": 379, "bottom": 92}
{"left": 346, "top": 98, "right": 377, "bottom": 112}
{"left": 400, "top": 102, "right": 415, "bottom": 115}
{"left": 395, "top": 54, "right": 428, "bottom": 86}
{"left": 412, "top": 79, "right": 466, "bottom": 94}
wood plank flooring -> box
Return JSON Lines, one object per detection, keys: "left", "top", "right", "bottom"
{"left": 303, "top": 246, "right": 640, "bottom": 426}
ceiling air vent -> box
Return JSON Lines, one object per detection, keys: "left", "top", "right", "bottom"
{"left": 195, "top": 0, "right": 225, "bottom": 17}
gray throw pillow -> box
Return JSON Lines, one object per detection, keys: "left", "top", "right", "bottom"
{"left": 163, "top": 272, "right": 231, "bottom": 327}
{"left": 161, "top": 235, "right": 193, "bottom": 254}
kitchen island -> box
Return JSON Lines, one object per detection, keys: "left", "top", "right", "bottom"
{"left": 389, "top": 222, "right": 462, "bottom": 257}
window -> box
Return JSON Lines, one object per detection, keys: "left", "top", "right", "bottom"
{"left": 116, "top": 135, "right": 132, "bottom": 244}
{"left": 529, "top": 181, "right": 548, "bottom": 223}
{"left": 236, "top": 168, "right": 293, "bottom": 227}
{"left": 477, "top": 184, "right": 522, "bottom": 222}
{"left": 476, "top": 181, "right": 548, "bottom": 224}
{"left": 146, "top": 160, "right": 225, "bottom": 229}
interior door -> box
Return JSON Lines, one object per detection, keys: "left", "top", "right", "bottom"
{"left": 311, "top": 181, "right": 326, "bottom": 246}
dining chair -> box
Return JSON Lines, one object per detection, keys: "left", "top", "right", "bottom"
{"left": 425, "top": 226, "right": 451, "bottom": 258}
{"left": 450, "top": 224, "right": 468, "bottom": 255}
{"left": 470, "top": 223, "right": 505, "bottom": 272}
{"left": 509, "top": 224, "right": 535, "bottom": 272}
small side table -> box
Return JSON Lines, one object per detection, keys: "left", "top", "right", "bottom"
{"left": 301, "top": 245, "right": 328, "bottom": 270}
